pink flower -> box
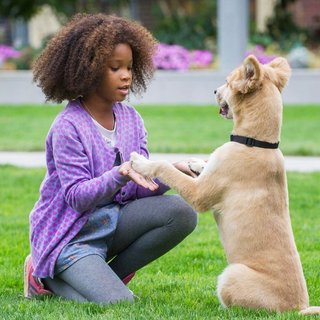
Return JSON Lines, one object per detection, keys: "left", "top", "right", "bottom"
{"left": 0, "top": 45, "right": 21, "bottom": 64}
{"left": 190, "top": 50, "right": 213, "bottom": 68}
{"left": 153, "top": 43, "right": 213, "bottom": 70}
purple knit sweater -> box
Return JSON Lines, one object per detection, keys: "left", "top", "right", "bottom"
{"left": 30, "top": 99, "right": 169, "bottom": 278}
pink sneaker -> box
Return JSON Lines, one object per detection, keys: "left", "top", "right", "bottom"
{"left": 23, "top": 255, "right": 53, "bottom": 299}
{"left": 122, "top": 272, "right": 136, "bottom": 285}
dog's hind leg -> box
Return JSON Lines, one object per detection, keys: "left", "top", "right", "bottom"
{"left": 217, "top": 263, "right": 289, "bottom": 312}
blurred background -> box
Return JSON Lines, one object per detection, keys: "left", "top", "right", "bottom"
{"left": 0, "top": 0, "right": 319, "bottom": 104}
{"left": 1, "top": 0, "right": 319, "bottom": 70}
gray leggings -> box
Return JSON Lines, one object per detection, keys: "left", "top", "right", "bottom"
{"left": 43, "top": 195, "right": 197, "bottom": 304}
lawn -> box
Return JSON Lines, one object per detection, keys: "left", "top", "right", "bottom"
{"left": 0, "top": 165, "right": 319, "bottom": 319}
{"left": 0, "top": 104, "right": 319, "bottom": 155}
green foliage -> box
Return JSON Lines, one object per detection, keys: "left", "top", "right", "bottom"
{"left": 0, "top": 0, "right": 129, "bottom": 20}
{"left": 152, "top": 0, "right": 217, "bottom": 50}
{"left": 0, "top": 0, "right": 42, "bottom": 20}
{"left": 266, "top": 0, "right": 307, "bottom": 50}
{"left": 250, "top": 33, "right": 274, "bottom": 49}
{"left": 0, "top": 165, "right": 319, "bottom": 319}
{"left": 251, "top": 0, "right": 308, "bottom": 51}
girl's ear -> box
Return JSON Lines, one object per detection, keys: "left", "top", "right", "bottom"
{"left": 267, "top": 57, "right": 292, "bottom": 92}
{"left": 232, "top": 55, "right": 263, "bottom": 94}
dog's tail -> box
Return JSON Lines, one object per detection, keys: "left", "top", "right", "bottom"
{"left": 300, "top": 306, "right": 320, "bottom": 315}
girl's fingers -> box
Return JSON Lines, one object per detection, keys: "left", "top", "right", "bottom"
{"left": 119, "top": 161, "right": 158, "bottom": 190}
{"left": 129, "top": 171, "right": 157, "bottom": 190}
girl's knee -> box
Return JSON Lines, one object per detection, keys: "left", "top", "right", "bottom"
{"left": 168, "top": 195, "right": 198, "bottom": 233}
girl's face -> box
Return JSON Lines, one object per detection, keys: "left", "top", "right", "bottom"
{"left": 96, "top": 43, "right": 133, "bottom": 105}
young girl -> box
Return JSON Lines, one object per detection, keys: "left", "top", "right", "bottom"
{"left": 24, "top": 13, "right": 197, "bottom": 304}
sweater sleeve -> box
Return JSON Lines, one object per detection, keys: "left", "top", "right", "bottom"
{"left": 51, "top": 120, "right": 129, "bottom": 213}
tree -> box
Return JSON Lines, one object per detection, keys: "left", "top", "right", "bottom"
{"left": 0, "top": 0, "right": 129, "bottom": 20}
{"left": 265, "top": 0, "right": 306, "bottom": 50}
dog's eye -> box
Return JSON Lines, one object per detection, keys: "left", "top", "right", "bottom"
{"left": 225, "top": 80, "right": 229, "bottom": 86}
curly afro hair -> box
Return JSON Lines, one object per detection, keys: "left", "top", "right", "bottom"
{"left": 33, "top": 13, "right": 158, "bottom": 103}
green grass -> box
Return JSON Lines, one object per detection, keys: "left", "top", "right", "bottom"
{"left": 0, "top": 165, "right": 319, "bottom": 319}
{"left": 0, "top": 105, "right": 62, "bottom": 151}
{"left": 0, "top": 104, "right": 319, "bottom": 155}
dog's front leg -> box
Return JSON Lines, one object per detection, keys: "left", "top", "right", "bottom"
{"left": 188, "top": 158, "right": 206, "bottom": 176}
{"left": 130, "top": 152, "right": 164, "bottom": 177}
{"left": 130, "top": 152, "right": 216, "bottom": 212}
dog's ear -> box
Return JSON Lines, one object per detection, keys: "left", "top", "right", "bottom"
{"left": 267, "top": 57, "right": 291, "bottom": 92}
{"left": 232, "top": 55, "right": 263, "bottom": 94}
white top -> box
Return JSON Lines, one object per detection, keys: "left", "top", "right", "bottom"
{"left": 91, "top": 118, "right": 117, "bottom": 147}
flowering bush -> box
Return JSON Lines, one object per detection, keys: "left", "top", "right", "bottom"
{"left": 153, "top": 43, "right": 213, "bottom": 70}
{"left": 0, "top": 45, "right": 21, "bottom": 65}
{"left": 189, "top": 50, "right": 213, "bottom": 68}
{"left": 0, "top": 45, "right": 41, "bottom": 70}
{"left": 246, "top": 45, "right": 277, "bottom": 64}
{"left": 10, "top": 46, "right": 41, "bottom": 70}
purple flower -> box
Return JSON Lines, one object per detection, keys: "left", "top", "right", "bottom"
{"left": 246, "top": 45, "right": 277, "bottom": 64}
{"left": 153, "top": 43, "right": 189, "bottom": 70}
{"left": 153, "top": 43, "right": 213, "bottom": 70}
{"left": 0, "top": 45, "right": 21, "bottom": 64}
{"left": 189, "top": 50, "right": 213, "bottom": 68}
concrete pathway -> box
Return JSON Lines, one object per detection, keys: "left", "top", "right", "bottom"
{"left": 0, "top": 152, "right": 320, "bottom": 172}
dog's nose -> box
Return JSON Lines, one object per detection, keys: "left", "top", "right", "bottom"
{"left": 214, "top": 90, "right": 217, "bottom": 94}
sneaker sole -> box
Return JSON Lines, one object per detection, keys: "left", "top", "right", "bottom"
{"left": 23, "top": 254, "right": 31, "bottom": 299}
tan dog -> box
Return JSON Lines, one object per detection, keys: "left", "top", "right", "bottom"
{"left": 130, "top": 55, "right": 320, "bottom": 315}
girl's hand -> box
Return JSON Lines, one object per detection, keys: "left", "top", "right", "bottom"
{"left": 119, "top": 161, "right": 159, "bottom": 191}
{"left": 173, "top": 159, "right": 206, "bottom": 178}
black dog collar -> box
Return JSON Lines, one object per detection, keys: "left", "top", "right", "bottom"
{"left": 230, "top": 134, "right": 279, "bottom": 149}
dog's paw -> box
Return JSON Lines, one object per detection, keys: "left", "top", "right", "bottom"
{"left": 130, "top": 152, "right": 156, "bottom": 177}
{"left": 188, "top": 158, "right": 206, "bottom": 175}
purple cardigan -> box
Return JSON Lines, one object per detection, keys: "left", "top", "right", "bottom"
{"left": 30, "top": 99, "right": 169, "bottom": 278}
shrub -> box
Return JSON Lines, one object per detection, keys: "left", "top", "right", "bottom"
{"left": 152, "top": 0, "right": 216, "bottom": 51}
